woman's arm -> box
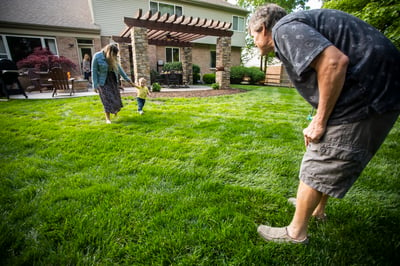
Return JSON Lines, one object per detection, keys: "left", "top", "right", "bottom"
{"left": 91, "top": 55, "right": 99, "bottom": 89}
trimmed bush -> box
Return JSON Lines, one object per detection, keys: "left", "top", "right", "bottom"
{"left": 230, "top": 66, "right": 265, "bottom": 84}
{"left": 163, "top": 62, "right": 182, "bottom": 72}
{"left": 230, "top": 66, "right": 247, "bottom": 84}
{"left": 152, "top": 82, "right": 161, "bottom": 92}
{"left": 211, "top": 83, "right": 219, "bottom": 90}
{"left": 202, "top": 73, "right": 216, "bottom": 84}
{"left": 247, "top": 66, "right": 265, "bottom": 84}
{"left": 192, "top": 64, "right": 201, "bottom": 84}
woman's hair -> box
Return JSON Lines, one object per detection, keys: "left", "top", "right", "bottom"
{"left": 83, "top": 54, "right": 90, "bottom": 61}
{"left": 248, "top": 3, "right": 287, "bottom": 33}
{"left": 102, "top": 43, "right": 119, "bottom": 72}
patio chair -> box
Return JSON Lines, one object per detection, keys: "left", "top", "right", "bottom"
{"left": 0, "top": 59, "right": 28, "bottom": 99}
{"left": 167, "top": 71, "right": 180, "bottom": 88}
{"left": 27, "top": 68, "right": 53, "bottom": 93}
{"left": 49, "top": 67, "right": 75, "bottom": 97}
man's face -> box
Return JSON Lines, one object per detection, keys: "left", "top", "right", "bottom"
{"left": 250, "top": 25, "right": 274, "bottom": 56}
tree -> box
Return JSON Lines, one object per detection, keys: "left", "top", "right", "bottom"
{"left": 16, "top": 47, "right": 76, "bottom": 71}
{"left": 323, "top": 0, "right": 400, "bottom": 49}
{"left": 237, "top": 0, "right": 310, "bottom": 67}
{"left": 236, "top": 0, "right": 307, "bottom": 12}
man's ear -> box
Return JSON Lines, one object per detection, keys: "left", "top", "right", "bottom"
{"left": 262, "top": 23, "right": 268, "bottom": 36}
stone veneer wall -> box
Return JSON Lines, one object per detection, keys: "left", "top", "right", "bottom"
{"left": 118, "top": 42, "right": 132, "bottom": 81}
{"left": 182, "top": 47, "right": 193, "bottom": 85}
{"left": 216, "top": 36, "right": 231, "bottom": 89}
{"left": 131, "top": 27, "right": 150, "bottom": 84}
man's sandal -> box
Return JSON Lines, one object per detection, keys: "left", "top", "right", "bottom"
{"left": 257, "top": 225, "right": 309, "bottom": 244}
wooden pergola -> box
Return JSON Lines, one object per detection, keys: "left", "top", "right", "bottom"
{"left": 112, "top": 9, "right": 234, "bottom": 88}
{"left": 113, "top": 9, "right": 233, "bottom": 46}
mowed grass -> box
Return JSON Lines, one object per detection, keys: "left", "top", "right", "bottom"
{"left": 0, "top": 85, "right": 399, "bottom": 265}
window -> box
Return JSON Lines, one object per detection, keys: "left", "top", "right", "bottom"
{"left": 1, "top": 34, "right": 58, "bottom": 63}
{"left": 210, "top": 51, "right": 216, "bottom": 68}
{"left": 233, "top": 16, "right": 245, "bottom": 32}
{"left": 166, "top": 47, "right": 180, "bottom": 62}
{"left": 150, "top": 1, "right": 182, "bottom": 16}
{"left": 0, "top": 36, "right": 8, "bottom": 59}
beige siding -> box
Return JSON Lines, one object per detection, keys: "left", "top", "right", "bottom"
{"left": 92, "top": 0, "right": 247, "bottom": 47}
{"left": 92, "top": 0, "right": 148, "bottom": 36}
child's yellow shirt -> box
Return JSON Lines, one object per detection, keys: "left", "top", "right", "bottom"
{"left": 136, "top": 86, "right": 149, "bottom": 99}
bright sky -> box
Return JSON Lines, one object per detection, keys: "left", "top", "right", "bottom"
{"left": 227, "top": 0, "right": 323, "bottom": 9}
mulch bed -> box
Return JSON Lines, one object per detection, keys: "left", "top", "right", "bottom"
{"left": 121, "top": 88, "right": 247, "bottom": 98}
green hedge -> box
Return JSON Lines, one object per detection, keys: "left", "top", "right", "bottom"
{"left": 203, "top": 73, "right": 216, "bottom": 84}
{"left": 230, "top": 66, "right": 265, "bottom": 84}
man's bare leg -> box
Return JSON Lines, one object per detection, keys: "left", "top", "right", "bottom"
{"left": 313, "top": 194, "right": 328, "bottom": 218}
{"left": 287, "top": 180, "right": 322, "bottom": 240}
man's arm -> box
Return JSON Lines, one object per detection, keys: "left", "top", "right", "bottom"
{"left": 303, "top": 45, "right": 349, "bottom": 146}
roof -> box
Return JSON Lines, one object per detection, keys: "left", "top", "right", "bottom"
{"left": 0, "top": 0, "right": 99, "bottom": 31}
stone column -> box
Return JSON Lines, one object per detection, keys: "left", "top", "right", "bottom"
{"left": 118, "top": 42, "right": 132, "bottom": 81}
{"left": 131, "top": 27, "right": 150, "bottom": 84}
{"left": 216, "top": 36, "right": 231, "bottom": 89}
{"left": 182, "top": 46, "right": 193, "bottom": 85}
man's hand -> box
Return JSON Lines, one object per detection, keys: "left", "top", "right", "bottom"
{"left": 303, "top": 115, "right": 326, "bottom": 146}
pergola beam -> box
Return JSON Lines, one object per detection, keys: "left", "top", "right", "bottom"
{"left": 124, "top": 17, "right": 233, "bottom": 37}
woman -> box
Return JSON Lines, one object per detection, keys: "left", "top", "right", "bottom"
{"left": 82, "top": 53, "right": 91, "bottom": 82}
{"left": 92, "top": 43, "right": 134, "bottom": 124}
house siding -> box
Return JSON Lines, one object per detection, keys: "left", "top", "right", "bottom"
{"left": 91, "top": 0, "right": 247, "bottom": 77}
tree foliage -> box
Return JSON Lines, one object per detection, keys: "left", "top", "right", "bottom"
{"left": 236, "top": 0, "right": 308, "bottom": 12}
{"left": 16, "top": 47, "right": 76, "bottom": 71}
{"left": 236, "top": 0, "right": 311, "bottom": 66}
{"left": 323, "top": 0, "right": 400, "bottom": 49}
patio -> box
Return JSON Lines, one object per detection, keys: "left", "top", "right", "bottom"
{"left": 6, "top": 85, "right": 213, "bottom": 100}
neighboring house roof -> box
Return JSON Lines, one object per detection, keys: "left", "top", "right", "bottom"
{"left": 0, "top": 0, "right": 100, "bottom": 31}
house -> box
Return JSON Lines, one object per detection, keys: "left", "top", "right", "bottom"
{"left": 0, "top": 0, "right": 248, "bottom": 85}
{"left": 0, "top": 0, "right": 101, "bottom": 78}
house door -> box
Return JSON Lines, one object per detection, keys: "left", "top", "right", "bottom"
{"left": 78, "top": 45, "right": 93, "bottom": 76}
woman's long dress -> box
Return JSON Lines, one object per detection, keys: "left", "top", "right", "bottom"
{"left": 98, "top": 71, "right": 123, "bottom": 114}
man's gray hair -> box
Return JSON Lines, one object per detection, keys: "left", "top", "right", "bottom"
{"left": 248, "top": 4, "right": 287, "bottom": 33}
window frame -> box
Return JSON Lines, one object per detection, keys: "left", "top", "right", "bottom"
{"left": 210, "top": 50, "right": 216, "bottom": 68}
{"left": 0, "top": 34, "right": 58, "bottom": 62}
{"left": 150, "top": 1, "right": 183, "bottom": 16}
{"left": 165, "top": 47, "right": 180, "bottom": 63}
{"left": 232, "top": 15, "right": 245, "bottom": 32}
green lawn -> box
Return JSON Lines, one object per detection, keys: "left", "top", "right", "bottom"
{"left": 1, "top": 85, "right": 399, "bottom": 265}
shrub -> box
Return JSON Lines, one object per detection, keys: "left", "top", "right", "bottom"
{"left": 211, "top": 83, "right": 219, "bottom": 90}
{"left": 16, "top": 47, "right": 76, "bottom": 71}
{"left": 150, "top": 69, "right": 159, "bottom": 84}
{"left": 163, "top": 62, "right": 182, "bottom": 72}
{"left": 202, "top": 73, "right": 216, "bottom": 84}
{"left": 230, "top": 66, "right": 247, "bottom": 84}
{"left": 230, "top": 66, "right": 265, "bottom": 84}
{"left": 192, "top": 64, "right": 201, "bottom": 84}
{"left": 247, "top": 66, "right": 265, "bottom": 84}
{"left": 151, "top": 82, "right": 161, "bottom": 92}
